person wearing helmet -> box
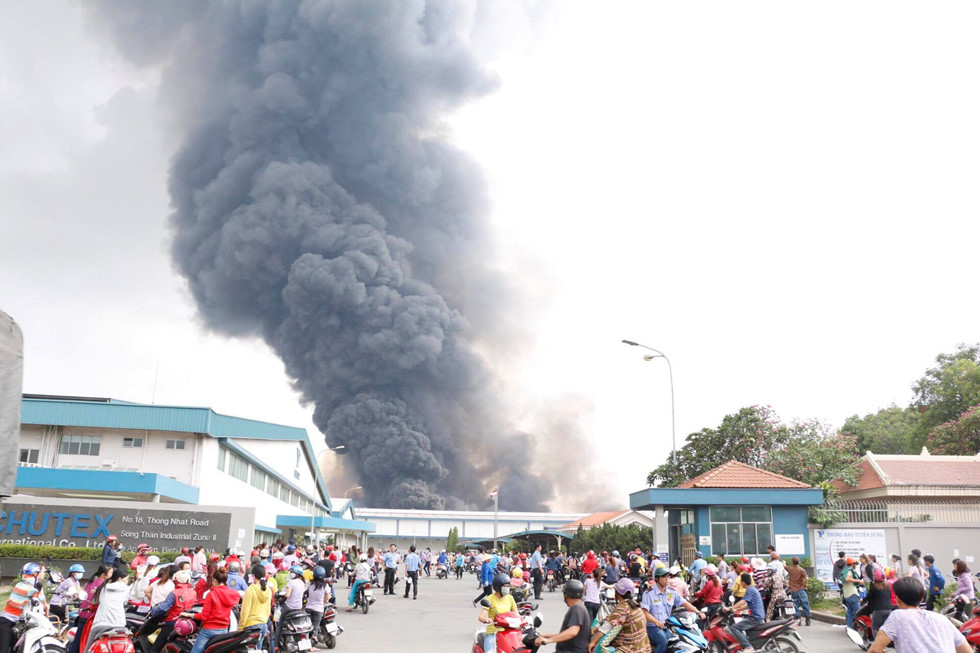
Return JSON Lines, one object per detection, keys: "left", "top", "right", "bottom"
{"left": 589, "top": 577, "right": 646, "bottom": 653}
{"left": 304, "top": 566, "right": 331, "bottom": 645}
{"left": 533, "top": 580, "right": 589, "bottom": 651}
{"left": 50, "top": 563, "right": 86, "bottom": 623}
{"left": 145, "top": 569, "right": 196, "bottom": 653}
{"left": 689, "top": 551, "right": 707, "bottom": 590}
{"left": 1, "top": 562, "right": 47, "bottom": 653}
{"left": 240, "top": 566, "right": 273, "bottom": 650}
{"left": 346, "top": 553, "right": 372, "bottom": 612}
{"left": 86, "top": 567, "right": 131, "bottom": 653}
{"left": 478, "top": 574, "right": 518, "bottom": 653}
{"left": 283, "top": 545, "right": 298, "bottom": 570}
{"left": 642, "top": 567, "right": 704, "bottom": 653}
{"left": 695, "top": 566, "right": 724, "bottom": 624}
{"left": 100, "top": 536, "right": 119, "bottom": 566}
{"left": 130, "top": 543, "right": 151, "bottom": 571}
{"left": 667, "top": 565, "right": 689, "bottom": 599}
{"left": 226, "top": 560, "right": 248, "bottom": 594}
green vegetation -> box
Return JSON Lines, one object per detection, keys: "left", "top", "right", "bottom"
{"left": 0, "top": 544, "right": 178, "bottom": 563}
{"left": 568, "top": 524, "right": 652, "bottom": 556}
{"left": 446, "top": 526, "right": 460, "bottom": 552}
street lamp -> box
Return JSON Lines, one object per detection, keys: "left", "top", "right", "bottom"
{"left": 330, "top": 445, "right": 347, "bottom": 454}
{"left": 621, "top": 339, "right": 676, "bottom": 464}
{"left": 344, "top": 485, "right": 363, "bottom": 499}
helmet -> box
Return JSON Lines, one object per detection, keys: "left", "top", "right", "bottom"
{"left": 287, "top": 545, "right": 296, "bottom": 553}
{"left": 654, "top": 567, "right": 670, "bottom": 578}
{"left": 290, "top": 565, "right": 304, "bottom": 575}
{"left": 173, "top": 618, "right": 196, "bottom": 637}
{"left": 704, "top": 568, "right": 717, "bottom": 577}
{"left": 562, "top": 579, "right": 585, "bottom": 599}
{"left": 137, "top": 543, "right": 150, "bottom": 553}
{"left": 22, "top": 562, "right": 41, "bottom": 577}
{"left": 511, "top": 567, "right": 522, "bottom": 579}
{"left": 260, "top": 549, "right": 270, "bottom": 558}
{"left": 668, "top": 566, "right": 681, "bottom": 576}
{"left": 520, "top": 553, "right": 527, "bottom": 560}
{"left": 313, "top": 566, "right": 327, "bottom": 579}
{"left": 612, "top": 550, "right": 620, "bottom": 557}
{"left": 147, "top": 555, "right": 160, "bottom": 566}
{"left": 358, "top": 554, "right": 367, "bottom": 562}
{"left": 107, "top": 535, "right": 117, "bottom": 542}
{"left": 272, "top": 551, "right": 284, "bottom": 559}
{"left": 210, "top": 553, "right": 221, "bottom": 562}
{"left": 491, "top": 573, "right": 510, "bottom": 593}
{"left": 228, "top": 561, "right": 241, "bottom": 572}
{"left": 69, "top": 564, "right": 85, "bottom": 574}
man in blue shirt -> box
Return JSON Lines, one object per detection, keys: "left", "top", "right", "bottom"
{"left": 403, "top": 545, "right": 421, "bottom": 600}
{"left": 689, "top": 551, "right": 707, "bottom": 589}
{"left": 530, "top": 545, "right": 545, "bottom": 600}
{"left": 726, "top": 572, "right": 765, "bottom": 650}
{"left": 382, "top": 544, "right": 399, "bottom": 595}
{"left": 642, "top": 567, "right": 704, "bottom": 653}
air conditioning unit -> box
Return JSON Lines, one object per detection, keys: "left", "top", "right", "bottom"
{"left": 102, "top": 460, "right": 118, "bottom": 469}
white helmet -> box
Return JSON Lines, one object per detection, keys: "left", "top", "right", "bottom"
{"left": 359, "top": 554, "right": 367, "bottom": 562}
{"left": 147, "top": 555, "right": 160, "bottom": 566}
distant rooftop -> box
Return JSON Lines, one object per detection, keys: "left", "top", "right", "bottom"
{"left": 677, "top": 460, "right": 811, "bottom": 489}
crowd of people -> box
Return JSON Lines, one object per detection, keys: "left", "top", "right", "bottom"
{"left": 830, "top": 547, "right": 976, "bottom": 652}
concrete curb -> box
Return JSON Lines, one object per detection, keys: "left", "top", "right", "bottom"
{"left": 811, "top": 610, "right": 846, "bottom": 626}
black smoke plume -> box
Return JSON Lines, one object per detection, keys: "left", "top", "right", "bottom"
{"left": 86, "top": 0, "right": 589, "bottom": 511}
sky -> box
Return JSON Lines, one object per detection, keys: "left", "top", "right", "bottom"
{"left": 2, "top": 1, "right": 979, "bottom": 509}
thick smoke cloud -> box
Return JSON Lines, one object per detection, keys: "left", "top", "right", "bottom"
{"left": 86, "top": 0, "right": 583, "bottom": 510}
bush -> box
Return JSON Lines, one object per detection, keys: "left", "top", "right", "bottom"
{"left": 0, "top": 544, "right": 177, "bottom": 564}
{"left": 806, "top": 576, "right": 826, "bottom": 604}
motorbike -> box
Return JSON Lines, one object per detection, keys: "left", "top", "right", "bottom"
{"left": 511, "top": 585, "right": 529, "bottom": 603}
{"left": 87, "top": 629, "right": 135, "bottom": 653}
{"left": 664, "top": 611, "right": 708, "bottom": 652}
{"left": 161, "top": 619, "right": 260, "bottom": 653}
{"left": 344, "top": 562, "right": 355, "bottom": 588}
{"left": 942, "top": 597, "right": 970, "bottom": 628}
{"left": 317, "top": 605, "right": 343, "bottom": 650}
{"left": 471, "top": 599, "right": 542, "bottom": 653}
{"left": 958, "top": 604, "right": 980, "bottom": 652}
{"left": 273, "top": 598, "right": 314, "bottom": 653}
{"left": 703, "top": 610, "right": 803, "bottom": 652}
{"left": 350, "top": 582, "right": 375, "bottom": 614}
{"left": 435, "top": 564, "right": 448, "bottom": 580}
{"left": 545, "top": 571, "right": 557, "bottom": 593}
{"left": 13, "top": 606, "right": 67, "bottom": 653}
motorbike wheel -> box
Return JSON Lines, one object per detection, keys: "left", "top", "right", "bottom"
{"left": 323, "top": 634, "right": 335, "bottom": 650}
{"left": 361, "top": 600, "right": 369, "bottom": 615}
{"left": 766, "top": 636, "right": 801, "bottom": 653}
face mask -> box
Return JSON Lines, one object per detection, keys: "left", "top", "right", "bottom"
{"left": 501, "top": 586, "right": 511, "bottom": 596}
{"left": 72, "top": 573, "right": 83, "bottom": 580}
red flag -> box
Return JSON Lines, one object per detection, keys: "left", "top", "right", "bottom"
{"left": 489, "top": 487, "right": 498, "bottom": 499}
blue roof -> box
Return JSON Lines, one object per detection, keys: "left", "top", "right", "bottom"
{"left": 276, "top": 514, "right": 375, "bottom": 533}
{"left": 630, "top": 487, "right": 825, "bottom": 509}
{"left": 21, "top": 397, "right": 331, "bottom": 511}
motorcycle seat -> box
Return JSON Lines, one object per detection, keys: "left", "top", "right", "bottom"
{"left": 202, "top": 630, "right": 251, "bottom": 653}
{"left": 746, "top": 618, "right": 795, "bottom": 634}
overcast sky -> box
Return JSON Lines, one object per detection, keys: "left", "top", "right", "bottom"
{"left": 2, "top": 1, "right": 979, "bottom": 509}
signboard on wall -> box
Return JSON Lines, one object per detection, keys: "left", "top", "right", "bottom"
{"left": 0, "top": 504, "right": 232, "bottom": 552}
{"left": 813, "top": 528, "right": 887, "bottom": 584}
{"left": 774, "top": 534, "right": 805, "bottom": 554}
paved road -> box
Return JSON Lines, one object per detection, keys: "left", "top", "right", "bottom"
{"left": 327, "top": 573, "right": 860, "bottom": 652}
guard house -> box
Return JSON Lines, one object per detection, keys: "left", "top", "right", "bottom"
{"left": 630, "top": 461, "right": 824, "bottom": 563}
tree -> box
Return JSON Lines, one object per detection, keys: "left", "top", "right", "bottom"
{"left": 926, "top": 404, "right": 980, "bottom": 455}
{"left": 446, "top": 526, "right": 459, "bottom": 552}
{"left": 841, "top": 405, "right": 920, "bottom": 455}
{"left": 646, "top": 406, "right": 788, "bottom": 487}
{"left": 568, "top": 524, "right": 652, "bottom": 556}
{"left": 765, "top": 430, "right": 860, "bottom": 488}
{"left": 911, "top": 344, "right": 980, "bottom": 448}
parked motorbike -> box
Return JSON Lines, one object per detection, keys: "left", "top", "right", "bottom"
{"left": 958, "top": 604, "right": 980, "bottom": 652}
{"left": 87, "top": 629, "right": 135, "bottom": 653}
{"left": 703, "top": 610, "right": 803, "bottom": 652}
{"left": 316, "top": 605, "right": 343, "bottom": 650}
{"left": 161, "top": 619, "right": 259, "bottom": 653}
{"left": 13, "top": 606, "right": 67, "bottom": 653}
{"left": 471, "top": 599, "right": 542, "bottom": 653}
{"left": 273, "top": 600, "right": 314, "bottom": 653}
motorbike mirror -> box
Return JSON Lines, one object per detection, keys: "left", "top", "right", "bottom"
{"left": 533, "top": 613, "right": 543, "bottom": 628}
{"left": 78, "top": 590, "right": 88, "bottom": 600}
{"left": 728, "top": 594, "right": 736, "bottom": 605}
{"left": 480, "top": 599, "right": 492, "bottom": 608}
{"left": 845, "top": 628, "right": 865, "bottom": 646}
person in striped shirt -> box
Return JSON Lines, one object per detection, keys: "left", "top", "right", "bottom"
{"left": 0, "top": 563, "right": 47, "bottom": 653}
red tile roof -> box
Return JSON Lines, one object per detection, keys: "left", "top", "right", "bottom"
{"left": 872, "top": 456, "right": 980, "bottom": 487}
{"left": 677, "top": 460, "right": 811, "bottom": 489}
{"left": 560, "top": 511, "right": 629, "bottom": 529}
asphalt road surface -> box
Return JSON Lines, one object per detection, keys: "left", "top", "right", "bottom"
{"left": 326, "top": 573, "right": 860, "bottom": 652}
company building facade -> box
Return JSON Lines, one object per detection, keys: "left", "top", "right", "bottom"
{"left": 8, "top": 395, "right": 373, "bottom": 551}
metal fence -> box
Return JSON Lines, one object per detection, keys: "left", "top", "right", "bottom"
{"left": 830, "top": 500, "right": 980, "bottom": 524}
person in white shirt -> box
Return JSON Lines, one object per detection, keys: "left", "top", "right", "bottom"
{"left": 85, "top": 569, "right": 131, "bottom": 653}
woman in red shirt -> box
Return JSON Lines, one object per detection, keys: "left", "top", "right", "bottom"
{"left": 183, "top": 567, "right": 240, "bottom": 653}
{"left": 695, "top": 567, "right": 724, "bottom": 624}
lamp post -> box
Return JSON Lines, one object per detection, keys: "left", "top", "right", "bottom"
{"left": 621, "top": 339, "right": 676, "bottom": 464}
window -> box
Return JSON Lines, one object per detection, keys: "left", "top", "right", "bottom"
{"left": 122, "top": 437, "right": 143, "bottom": 448}
{"left": 279, "top": 484, "right": 290, "bottom": 503}
{"left": 59, "top": 435, "right": 101, "bottom": 456}
{"left": 227, "top": 454, "right": 249, "bottom": 483}
{"left": 19, "top": 449, "right": 39, "bottom": 464}
{"left": 251, "top": 468, "right": 267, "bottom": 491}
{"left": 290, "top": 492, "right": 300, "bottom": 507}
{"left": 710, "top": 506, "right": 773, "bottom": 556}
{"left": 165, "top": 439, "right": 185, "bottom": 450}
{"left": 267, "top": 478, "right": 279, "bottom": 499}
{"left": 217, "top": 447, "right": 226, "bottom": 472}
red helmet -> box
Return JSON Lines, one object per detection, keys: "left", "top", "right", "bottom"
{"left": 137, "top": 543, "right": 150, "bottom": 553}
{"left": 210, "top": 553, "right": 221, "bottom": 562}
{"left": 173, "top": 618, "right": 196, "bottom": 637}
{"left": 106, "top": 535, "right": 117, "bottom": 542}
